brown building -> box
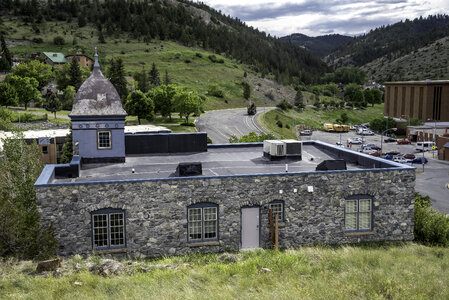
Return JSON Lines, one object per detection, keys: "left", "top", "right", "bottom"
{"left": 384, "top": 80, "right": 449, "bottom": 122}
{"left": 66, "top": 54, "right": 94, "bottom": 68}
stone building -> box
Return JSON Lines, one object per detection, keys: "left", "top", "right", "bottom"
{"left": 34, "top": 52, "right": 416, "bottom": 258}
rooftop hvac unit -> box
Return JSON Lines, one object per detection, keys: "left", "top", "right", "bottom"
{"left": 281, "top": 139, "right": 302, "bottom": 158}
{"left": 263, "top": 140, "right": 294, "bottom": 160}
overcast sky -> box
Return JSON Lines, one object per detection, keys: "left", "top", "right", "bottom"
{"left": 199, "top": 0, "right": 449, "bottom": 37}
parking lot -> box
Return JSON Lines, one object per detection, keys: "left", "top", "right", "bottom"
{"left": 301, "top": 130, "right": 449, "bottom": 212}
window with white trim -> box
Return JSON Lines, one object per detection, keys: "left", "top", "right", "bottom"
{"left": 91, "top": 208, "right": 126, "bottom": 249}
{"left": 188, "top": 203, "right": 218, "bottom": 242}
{"left": 345, "top": 196, "right": 372, "bottom": 231}
{"left": 269, "top": 200, "right": 284, "bottom": 222}
{"left": 97, "top": 131, "right": 111, "bottom": 149}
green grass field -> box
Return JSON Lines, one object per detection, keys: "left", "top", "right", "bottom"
{"left": 1, "top": 242, "right": 448, "bottom": 299}
{"left": 5, "top": 18, "right": 265, "bottom": 111}
{"left": 261, "top": 104, "right": 384, "bottom": 139}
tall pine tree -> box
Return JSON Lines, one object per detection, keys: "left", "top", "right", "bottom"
{"left": 68, "top": 59, "right": 83, "bottom": 91}
{"left": 0, "top": 35, "right": 12, "bottom": 71}
{"left": 149, "top": 62, "right": 160, "bottom": 87}
{"left": 108, "top": 58, "right": 128, "bottom": 102}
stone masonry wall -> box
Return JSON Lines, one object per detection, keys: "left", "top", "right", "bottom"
{"left": 36, "top": 169, "right": 415, "bottom": 258}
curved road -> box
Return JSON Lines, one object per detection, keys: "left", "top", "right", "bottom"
{"left": 197, "top": 107, "right": 274, "bottom": 144}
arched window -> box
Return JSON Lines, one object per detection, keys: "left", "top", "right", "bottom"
{"left": 269, "top": 200, "right": 284, "bottom": 222}
{"left": 345, "top": 195, "right": 373, "bottom": 232}
{"left": 91, "top": 208, "right": 126, "bottom": 250}
{"left": 187, "top": 203, "right": 218, "bottom": 242}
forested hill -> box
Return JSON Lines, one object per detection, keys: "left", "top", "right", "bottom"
{"left": 0, "top": 0, "right": 329, "bottom": 84}
{"left": 280, "top": 33, "right": 352, "bottom": 58}
{"left": 324, "top": 15, "right": 449, "bottom": 68}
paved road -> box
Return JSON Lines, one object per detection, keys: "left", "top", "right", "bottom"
{"left": 197, "top": 108, "right": 273, "bottom": 144}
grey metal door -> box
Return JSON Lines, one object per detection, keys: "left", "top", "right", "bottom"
{"left": 241, "top": 207, "right": 260, "bottom": 249}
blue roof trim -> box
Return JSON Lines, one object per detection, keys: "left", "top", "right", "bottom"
{"left": 34, "top": 165, "right": 415, "bottom": 187}
{"left": 34, "top": 139, "right": 415, "bottom": 187}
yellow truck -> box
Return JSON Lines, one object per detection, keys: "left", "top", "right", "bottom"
{"left": 323, "top": 123, "right": 350, "bottom": 132}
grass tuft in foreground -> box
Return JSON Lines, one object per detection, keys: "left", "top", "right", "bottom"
{"left": 1, "top": 242, "right": 449, "bottom": 299}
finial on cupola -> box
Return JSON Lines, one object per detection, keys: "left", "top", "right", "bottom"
{"left": 94, "top": 47, "right": 100, "bottom": 68}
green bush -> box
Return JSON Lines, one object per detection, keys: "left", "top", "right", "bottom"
{"left": 276, "top": 99, "right": 293, "bottom": 111}
{"left": 414, "top": 193, "right": 449, "bottom": 246}
{"left": 207, "top": 84, "right": 224, "bottom": 98}
{"left": 53, "top": 36, "right": 65, "bottom": 45}
{"left": 229, "top": 132, "right": 275, "bottom": 143}
{"left": 208, "top": 54, "right": 218, "bottom": 63}
{"left": 276, "top": 120, "right": 283, "bottom": 128}
{"left": 195, "top": 52, "right": 202, "bottom": 58}
{"left": 19, "top": 112, "right": 35, "bottom": 123}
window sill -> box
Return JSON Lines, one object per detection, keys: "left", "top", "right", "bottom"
{"left": 92, "top": 248, "right": 128, "bottom": 254}
{"left": 187, "top": 241, "right": 220, "bottom": 247}
{"left": 344, "top": 231, "right": 375, "bottom": 237}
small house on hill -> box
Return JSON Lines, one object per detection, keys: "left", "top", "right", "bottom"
{"left": 66, "top": 54, "right": 94, "bottom": 68}
{"left": 43, "top": 52, "right": 68, "bottom": 67}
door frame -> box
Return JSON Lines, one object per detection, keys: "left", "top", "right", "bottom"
{"left": 240, "top": 205, "right": 261, "bottom": 249}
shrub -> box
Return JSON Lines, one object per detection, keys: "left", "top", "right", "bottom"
{"left": 265, "top": 90, "right": 275, "bottom": 101}
{"left": 184, "top": 59, "right": 191, "bottom": 63}
{"left": 32, "top": 37, "right": 43, "bottom": 43}
{"left": 217, "top": 59, "right": 224, "bottom": 63}
{"left": 195, "top": 53, "right": 202, "bottom": 58}
{"left": 53, "top": 36, "right": 65, "bottom": 45}
{"left": 276, "top": 99, "right": 292, "bottom": 111}
{"left": 414, "top": 192, "right": 449, "bottom": 246}
{"left": 208, "top": 54, "right": 218, "bottom": 63}
{"left": 207, "top": 84, "right": 224, "bottom": 98}
{"left": 276, "top": 120, "right": 283, "bottom": 128}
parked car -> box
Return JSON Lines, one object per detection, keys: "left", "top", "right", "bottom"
{"left": 300, "top": 130, "right": 313, "bottom": 136}
{"left": 386, "top": 151, "right": 400, "bottom": 156}
{"left": 336, "top": 142, "right": 344, "bottom": 147}
{"left": 357, "top": 128, "right": 374, "bottom": 135}
{"left": 361, "top": 147, "right": 377, "bottom": 154}
{"left": 369, "top": 152, "right": 384, "bottom": 157}
{"left": 347, "top": 137, "right": 363, "bottom": 144}
{"left": 412, "top": 157, "right": 428, "bottom": 164}
{"left": 362, "top": 144, "right": 381, "bottom": 151}
{"left": 403, "top": 153, "right": 416, "bottom": 160}
{"left": 397, "top": 139, "right": 410, "bottom": 145}
{"left": 393, "top": 156, "right": 411, "bottom": 164}
{"left": 384, "top": 137, "right": 397, "bottom": 143}
{"left": 416, "top": 141, "right": 436, "bottom": 152}
{"left": 381, "top": 154, "right": 394, "bottom": 160}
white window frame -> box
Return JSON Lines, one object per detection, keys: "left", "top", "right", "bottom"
{"left": 91, "top": 209, "right": 126, "bottom": 250}
{"left": 97, "top": 130, "right": 112, "bottom": 149}
{"left": 269, "top": 201, "right": 284, "bottom": 222}
{"left": 187, "top": 203, "right": 218, "bottom": 242}
{"left": 345, "top": 196, "right": 373, "bottom": 232}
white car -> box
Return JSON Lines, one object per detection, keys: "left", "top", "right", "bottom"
{"left": 361, "top": 147, "right": 377, "bottom": 154}
{"left": 393, "top": 156, "right": 411, "bottom": 164}
{"left": 358, "top": 129, "right": 374, "bottom": 136}
{"left": 347, "top": 137, "right": 363, "bottom": 144}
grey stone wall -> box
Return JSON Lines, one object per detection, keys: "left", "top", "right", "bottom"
{"left": 36, "top": 169, "right": 415, "bottom": 258}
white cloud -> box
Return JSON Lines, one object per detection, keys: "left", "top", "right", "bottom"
{"left": 198, "top": 0, "right": 449, "bottom": 36}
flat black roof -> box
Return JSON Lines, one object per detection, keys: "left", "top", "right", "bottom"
{"left": 53, "top": 144, "right": 366, "bottom": 184}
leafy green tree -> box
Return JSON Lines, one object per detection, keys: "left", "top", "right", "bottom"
{"left": 78, "top": 14, "right": 86, "bottom": 27}
{"left": 242, "top": 81, "right": 251, "bottom": 100}
{"left": 44, "top": 90, "right": 62, "bottom": 119}
{"left": 148, "top": 84, "right": 177, "bottom": 120}
{"left": 363, "top": 89, "right": 374, "bottom": 107}
{"left": 12, "top": 60, "right": 53, "bottom": 90}
{"left": 344, "top": 83, "right": 364, "bottom": 106}
{"left": 0, "top": 35, "right": 12, "bottom": 71}
{"left": 0, "top": 132, "right": 57, "bottom": 259}
{"left": 68, "top": 59, "right": 83, "bottom": 91}
{"left": 62, "top": 85, "right": 76, "bottom": 110}
{"left": 336, "top": 112, "right": 349, "bottom": 124}
{"left": 98, "top": 30, "right": 106, "bottom": 44}
{"left": 148, "top": 62, "right": 160, "bottom": 87}
{"left": 60, "top": 128, "right": 73, "bottom": 164}
{"left": 294, "top": 90, "right": 304, "bottom": 109}
{"left": 124, "top": 90, "right": 154, "bottom": 124}
{"left": 6, "top": 75, "right": 43, "bottom": 109}
{"left": 133, "top": 68, "right": 149, "bottom": 93}
{"left": 276, "top": 99, "right": 292, "bottom": 110}
{"left": 331, "top": 67, "right": 367, "bottom": 85}
{"left": 0, "top": 82, "right": 18, "bottom": 107}
{"left": 174, "top": 90, "right": 199, "bottom": 123}
{"left": 370, "top": 89, "right": 383, "bottom": 105}
{"left": 108, "top": 57, "right": 128, "bottom": 102}
{"left": 370, "top": 117, "right": 396, "bottom": 132}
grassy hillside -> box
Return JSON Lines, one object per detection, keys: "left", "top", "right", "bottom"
{"left": 3, "top": 18, "right": 294, "bottom": 111}
{"left": 1, "top": 243, "right": 449, "bottom": 299}
{"left": 363, "top": 36, "right": 449, "bottom": 82}
{"left": 261, "top": 104, "right": 384, "bottom": 139}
